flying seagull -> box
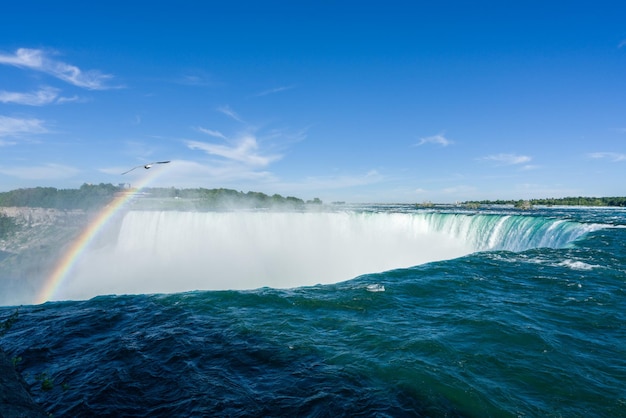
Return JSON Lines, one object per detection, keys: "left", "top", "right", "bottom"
{"left": 121, "top": 161, "right": 171, "bottom": 175}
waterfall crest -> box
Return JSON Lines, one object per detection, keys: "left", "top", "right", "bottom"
{"left": 57, "top": 210, "right": 593, "bottom": 300}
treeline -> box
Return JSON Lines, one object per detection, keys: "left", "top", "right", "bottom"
{"left": 0, "top": 184, "right": 120, "bottom": 210}
{"left": 141, "top": 187, "right": 318, "bottom": 209}
{"left": 463, "top": 196, "right": 626, "bottom": 207}
{"left": 0, "top": 184, "right": 322, "bottom": 211}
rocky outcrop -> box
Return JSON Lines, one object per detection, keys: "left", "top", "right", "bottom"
{"left": 0, "top": 348, "right": 48, "bottom": 418}
{"left": 0, "top": 207, "right": 86, "bottom": 253}
{"left": 0, "top": 207, "right": 89, "bottom": 306}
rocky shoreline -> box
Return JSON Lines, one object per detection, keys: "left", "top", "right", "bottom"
{"left": 0, "top": 208, "right": 84, "bottom": 415}
{"left": 0, "top": 207, "right": 87, "bottom": 252}
{"left": 0, "top": 207, "right": 89, "bottom": 306}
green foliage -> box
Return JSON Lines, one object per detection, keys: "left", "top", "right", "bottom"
{"left": 0, "top": 183, "right": 122, "bottom": 210}
{"left": 0, "top": 185, "right": 316, "bottom": 211}
{"left": 35, "top": 372, "right": 54, "bottom": 391}
{"left": 464, "top": 196, "right": 626, "bottom": 207}
{"left": 514, "top": 200, "right": 532, "bottom": 210}
{"left": 142, "top": 187, "right": 307, "bottom": 209}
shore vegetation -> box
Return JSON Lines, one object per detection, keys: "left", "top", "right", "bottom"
{"left": 463, "top": 196, "right": 626, "bottom": 207}
{"left": 0, "top": 184, "right": 322, "bottom": 211}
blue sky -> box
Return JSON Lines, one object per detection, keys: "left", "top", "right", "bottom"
{"left": 1, "top": 1, "right": 625, "bottom": 203}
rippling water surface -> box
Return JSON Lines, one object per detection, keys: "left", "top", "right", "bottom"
{"left": 1, "top": 206, "right": 625, "bottom": 417}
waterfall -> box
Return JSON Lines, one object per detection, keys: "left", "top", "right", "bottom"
{"left": 57, "top": 210, "right": 594, "bottom": 300}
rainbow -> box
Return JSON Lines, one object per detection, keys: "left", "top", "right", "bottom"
{"left": 36, "top": 173, "right": 160, "bottom": 304}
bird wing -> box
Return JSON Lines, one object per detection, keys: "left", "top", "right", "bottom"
{"left": 121, "top": 165, "right": 142, "bottom": 175}
{"left": 121, "top": 161, "right": 171, "bottom": 175}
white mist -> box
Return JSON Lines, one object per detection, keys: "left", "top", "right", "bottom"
{"left": 58, "top": 211, "right": 474, "bottom": 300}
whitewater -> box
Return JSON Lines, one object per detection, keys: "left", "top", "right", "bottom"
{"left": 1, "top": 205, "right": 625, "bottom": 417}
{"left": 54, "top": 208, "right": 597, "bottom": 301}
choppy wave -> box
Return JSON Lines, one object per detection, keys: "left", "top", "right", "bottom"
{"left": 0, "top": 207, "right": 624, "bottom": 417}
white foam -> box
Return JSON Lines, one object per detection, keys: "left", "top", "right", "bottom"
{"left": 366, "top": 284, "right": 385, "bottom": 292}
{"left": 558, "top": 260, "right": 597, "bottom": 271}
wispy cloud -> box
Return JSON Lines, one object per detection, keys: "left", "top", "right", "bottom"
{"left": 184, "top": 108, "right": 303, "bottom": 185}
{"left": 173, "top": 69, "right": 218, "bottom": 87}
{"left": 441, "top": 185, "right": 478, "bottom": 194}
{"left": 186, "top": 134, "right": 282, "bottom": 167}
{"left": 619, "top": 40, "right": 626, "bottom": 48}
{"left": 0, "top": 163, "right": 79, "bottom": 180}
{"left": 0, "top": 115, "right": 48, "bottom": 140}
{"left": 142, "top": 159, "right": 279, "bottom": 189}
{"left": 481, "top": 153, "right": 532, "bottom": 165}
{"left": 217, "top": 105, "right": 245, "bottom": 123}
{"left": 0, "top": 86, "right": 60, "bottom": 106}
{"left": 588, "top": 152, "right": 626, "bottom": 162}
{"left": 197, "top": 127, "right": 227, "bottom": 140}
{"left": 56, "top": 95, "right": 83, "bottom": 104}
{"left": 179, "top": 74, "right": 208, "bottom": 86}
{"left": 178, "top": 74, "right": 211, "bottom": 86}
{"left": 253, "top": 85, "right": 295, "bottom": 97}
{"left": 276, "top": 170, "right": 385, "bottom": 192}
{"left": 520, "top": 164, "right": 539, "bottom": 171}
{"left": 0, "top": 48, "right": 114, "bottom": 90}
{"left": 415, "top": 133, "right": 452, "bottom": 147}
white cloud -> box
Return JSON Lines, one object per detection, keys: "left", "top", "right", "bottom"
{"left": 197, "top": 127, "right": 227, "bottom": 140}
{"left": 186, "top": 134, "right": 282, "bottom": 167}
{"left": 254, "top": 85, "right": 295, "bottom": 97}
{"left": 141, "top": 159, "right": 279, "bottom": 188}
{"left": 0, "top": 163, "right": 79, "bottom": 180}
{"left": 56, "top": 95, "right": 83, "bottom": 104}
{"left": 0, "top": 86, "right": 60, "bottom": 106}
{"left": 179, "top": 109, "right": 304, "bottom": 188}
{"left": 0, "top": 115, "right": 48, "bottom": 139}
{"left": 0, "top": 48, "right": 114, "bottom": 90}
{"left": 271, "top": 170, "right": 385, "bottom": 192}
{"left": 0, "top": 48, "right": 41, "bottom": 66}
{"left": 588, "top": 152, "right": 626, "bottom": 162}
{"left": 217, "top": 105, "right": 245, "bottom": 123}
{"left": 177, "top": 72, "right": 215, "bottom": 87}
{"left": 415, "top": 133, "right": 452, "bottom": 147}
{"left": 521, "top": 164, "right": 539, "bottom": 171}
{"left": 481, "top": 153, "right": 532, "bottom": 165}
{"left": 442, "top": 185, "right": 477, "bottom": 194}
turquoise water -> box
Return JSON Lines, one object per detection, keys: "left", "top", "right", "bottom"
{"left": 1, "top": 206, "right": 625, "bottom": 417}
